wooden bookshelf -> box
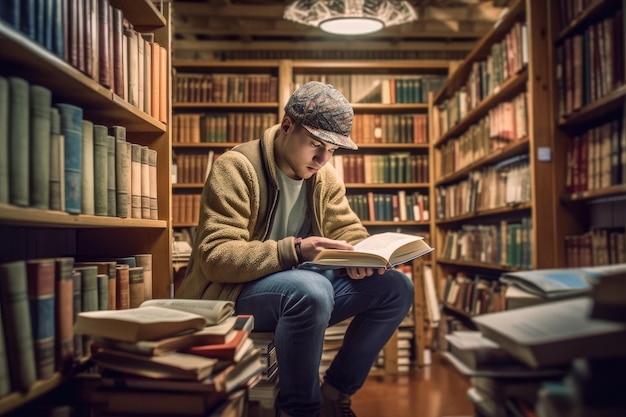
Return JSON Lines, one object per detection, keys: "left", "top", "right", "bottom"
{"left": 548, "top": 0, "right": 626, "bottom": 268}
{"left": 0, "top": 0, "right": 172, "bottom": 413}
{"left": 430, "top": 0, "right": 556, "bottom": 323}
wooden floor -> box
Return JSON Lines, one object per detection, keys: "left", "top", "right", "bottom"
{"left": 351, "top": 354, "right": 474, "bottom": 417}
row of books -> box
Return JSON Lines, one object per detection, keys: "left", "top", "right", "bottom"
{"left": 564, "top": 227, "right": 626, "bottom": 268}
{"left": 442, "top": 272, "right": 506, "bottom": 318}
{"left": 0, "top": 0, "right": 168, "bottom": 122}
{"left": 332, "top": 153, "right": 430, "bottom": 185}
{"left": 293, "top": 73, "right": 447, "bottom": 104}
{"left": 351, "top": 113, "right": 429, "bottom": 145}
{"left": 565, "top": 115, "right": 626, "bottom": 193}
{"left": 439, "top": 217, "right": 533, "bottom": 269}
{"left": 174, "top": 73, "right": 279, "bottom": 104}
{"left": 0, "top": 76, "right": 158, "bottom": 219}
{"left": 347, "top": 191, "right": 430, "bottom": 223}
{"left": 173, "top": 193, "right": 201, "bottom": 226}
{"left": 437, "top": 21, "right": 527, "bottom": 134}
{"left": 72, "top": 300, "right": 269, "bottom": 416}
{"left": 438, "top": 93, "right": 528, "bottom": 178}
{"left": 172, "top": 113, "right": 278, "bottom": 144}
{"left": 556, "top": 11, "right": 624, "bottom": 118}
{"left": 436, "top": 155, "right": 531, "bottom": 220}
{"left": 444, "top": 264, "right": 626, "bottom": 417}
{"left": 0, "top": 254, "right": 152, "bottom": 399}
{"left": 174, "top": 151, "right": 220, "bottom": 185}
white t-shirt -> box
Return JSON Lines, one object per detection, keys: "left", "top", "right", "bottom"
{"left": 269, "top": 168, "right": 307, "bottom": 240}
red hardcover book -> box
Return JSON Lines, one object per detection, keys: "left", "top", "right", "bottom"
{"left": 185, "top": 330, "right": 251, "bottom": 362}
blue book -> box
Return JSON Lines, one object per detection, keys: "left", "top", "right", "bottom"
{"left": 51, "top": 0, "right": 63, "bottom": 58}
{"left": 56, "top": 103, "right": 83, "bottom": 213}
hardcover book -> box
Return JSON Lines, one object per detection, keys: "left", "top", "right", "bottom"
{"left": 29, "top": 85, "right": 52, "bottom": 209}
{"left": 57, "top": 103, "right": 83, "bottom": 214}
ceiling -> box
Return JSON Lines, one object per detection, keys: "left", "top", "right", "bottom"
{"left": 170, "top": 0, "right": 511, "bottom": 61}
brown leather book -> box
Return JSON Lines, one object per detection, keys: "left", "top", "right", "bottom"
{"left": 98, "top": 0, "right": 111, "bottom": 88}
{"left": 111, "top": 7, "right": 124, "bottom": 97}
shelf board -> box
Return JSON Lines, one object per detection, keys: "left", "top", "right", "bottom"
{"left": 560, "top": 184, "right": 626, "bottom": 203}
{"left": 352, "top": 103, "right": 429, "bottom": 112}
{"left": 352, "top": 143, "right": 429, "bottom": 150}
{"left": 434, "top": 70, "right": 528, "bottom": 147}
{"left": 556, "top": 0, "right": 622, "bottom": 42}
{"left": 173, "top": 102, "right": 279, "bottom": 110}
{"left": 435, "top": 202, "right": 532, "bottom": 225}
{"left": 172, "top": 183, "right": 205, "bottom": 189}
{"left": 110, "top": 0, "right": 166, "bottom": 29}
{"left": 435, "top": 138, "right": 530, "bottom": 186}
{"left": 173, "top": 143, "right": 237, "bottom": 149}
{"left": 0, "top": 22, "right": 165, "bottom": 133}
{"left": 0, "top": 205, "right": 168, "bottom": 228}
{"left": 345, "top": 183, "right": 429, "bottom": 189}
{"left": 291, "top": 60, "right": 451, "bottom": 73}
{"left": 558, "top": 85, "right": 626, "bottom": 129}
{"left": 172, "top": 60, "right": 281, "bottom": 70}
{"left": 437, "top": 258, "right": 520, "bottom": 272}
{"left": 0, "top": 373, "right": 62, "bottom": 415}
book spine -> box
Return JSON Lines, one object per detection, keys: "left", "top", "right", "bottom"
{"left": 26, "top": 258, "right": 56, "bottom": 380}
{"left": 128, "top": 266, "right": 145, "bottom": 308}
{"left": 97, "top": 274, "right": 109, "bottom": 310}
{"left": 106, "top": 134, "right": 116, "bottom": 216}
{"left": 56, "top": 103, "right": 83, "bottom": 214}
{"left": 134, "top": 254, "right": 152, "bottom": 301}
{"left": 9, "top": 77, "right": 30, "bottom": 207}
{"left": 54, "top": 257, "right": 74, "bottom": 371}
{"left": 0, "top": 76, "right": 8, "bottom": 204}
{"left": 93, "top": 124, "right": 108, "bottom": 216}
{"left": 148, "top": 149, "right": 157, "bottom": 220}
{"left": 140, "top": 146, "right": 150, "bottom": 219}
{"left": 111, "top": 7, "right": 124, "bottom": 98}
{"left": 77, "top": 265, "right": 98, "bottom": 355}
{"left": 115, "top": 138, "right": 129, "bottom": 218}
{"left": 81, "top": 120, "right": 95, "bottom": 215}
{"left": 29, "top": 85, "right": 52, "bottom": 209}
{"left": 130, "top": 143, "right": 142, "bottom": 218}
{"left": 72, "top": 269, "right": 82, "bottom": 359}
{"left": 97, "top": 0, "right": 111, "bottom": 87}
{"left": 115, "top": 264, "right": 130, "bottom": 310}
{"left": 0, "top": 260, "right": 37, "bottom": 391}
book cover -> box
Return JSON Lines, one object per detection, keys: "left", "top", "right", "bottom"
{"left": 134, "top": 253, "right": 152, "bottom": 301}
{"left": 49, "top": 107, "right": 64, "bottom": 211}
{"left": 130, "top": 143, "right": 142, "bottom": 218}
{"left": 29, "top": 85, "right": 52, "bottom": 209}
{"left": 93, "top": 124, "right": 108, "bottom": 216}
{"left": 148, "top": 148, "right": 158, "bottom": 219}
{"left": 90, "top": 347, "right": 219, "bottom": 381}
{"left": 26, "top": 258, "right": 56, "bottom": 381}
{"left": 115, "top": 263, "right": 130, "bottom": 310}
{"left": 106, "top": 134, "right": 116, "bottom": 216}
{"left": 56, "top": 103, "right": 83, "bottom": 214}
{"left": 140, "top": 146, "right": 150, "bottom": 219}
{"left": 186, "top": 330, "right": 253, "bottom": 362}
{"left": 114, "top": 137, "right": 129, "bottom": 218}
{"left": 0, "top": 260, "right": 37, "bottom": 391}
{"left": 472, "top": 297, "right": 626, "bottom": 369}
{"left": 128, "top": 266, "right": 145, "bottom": 308}
{"left": 72, "top": 269, "right": 82, "bottom": 359}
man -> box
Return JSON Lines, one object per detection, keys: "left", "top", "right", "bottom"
{"left": 176, "top": 81, "right": 414, "bottom": 417}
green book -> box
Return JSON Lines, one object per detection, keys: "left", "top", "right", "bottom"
{"left": 57, "top": 103, "right": 83, "bottom": 214}
{"left": 75, "top": 266, "right": 98, "bottom": 356}
{"left": 9, "top": 77, "right": 30, "bottom": 207}
{"left": 130, "top": 143, "right": 142, "bottom": 219}
{"left": 49, "top": 108, "right": 65, "bottom": 211}
{"left": 29, "top": 85, "right": 52, "bottom": 209}
{"left": 81, "top": 120, "right": 95, "bottom": 215}
{"left": 107, "top": 134, "right": 117, "bottom": 216}
{"left": 0, "top": 260, "right": 37, "bottom": 391}
{"left": 97, "top": 274, "right": 109, "bottom": 310}
{"left": 93, "top": 124, "right": 108, "bottom": 216}
{"left": 0, "top": 76, "right": 8, "bottom": 204}
{"left": 115, "top": 138, "right": 129, "bottom": 218}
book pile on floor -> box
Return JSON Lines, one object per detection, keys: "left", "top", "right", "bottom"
{"left": 444, "top": 264, "right": 626, "bottom": 417}
{"left": 73, "top": 299, "right": 265, "bottom": 417}
{"left": 247, "top": 332, "right": 279, "bottom": 417}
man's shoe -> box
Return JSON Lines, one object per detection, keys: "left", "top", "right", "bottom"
{"left": 319, "top": 382, "right": 357, "bottom": 417}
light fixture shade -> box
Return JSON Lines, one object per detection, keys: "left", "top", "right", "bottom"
{"left": 284, "top": 0, "right": 418, "bottom": 36}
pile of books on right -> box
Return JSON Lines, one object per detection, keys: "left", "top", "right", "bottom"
{"left": 443, "top": 264, "right": 626, "bottom": 417}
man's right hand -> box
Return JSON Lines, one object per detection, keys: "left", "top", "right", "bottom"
{"left": 299, "top": 236, "right": 353, "bottom": 263}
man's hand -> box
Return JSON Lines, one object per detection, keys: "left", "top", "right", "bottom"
{"left": 300, "top": 236, "right": 353, "bottom": 262}
{"left": 345, "top": 266, "right": 386, "bottom": 280}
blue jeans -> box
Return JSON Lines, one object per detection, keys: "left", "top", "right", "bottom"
{"left": 235, "top": 267, "right": 414, "bottom": 417}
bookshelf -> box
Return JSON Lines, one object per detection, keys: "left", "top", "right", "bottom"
{"left": 430, "top": 0, "right": 556, "bottom": 323}
{"left": 548, "top": 0, "right": 626, "bottom": 268}
{"left": 0, "top": 0, "right": 171, "bottom": 414}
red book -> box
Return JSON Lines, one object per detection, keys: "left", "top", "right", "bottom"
{"left": 185, "top": 330, "right": 251, "bottom": 362}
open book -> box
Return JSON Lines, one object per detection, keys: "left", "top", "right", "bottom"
{"left": 74, "top": 299, "right": 234, "bottom": 343}
{"left": 301, "top": 232, "right": 433, "bottom": 269}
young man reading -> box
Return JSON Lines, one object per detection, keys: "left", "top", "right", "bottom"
{"left": 176, "top": 81, "right": 414, "bottom": 417}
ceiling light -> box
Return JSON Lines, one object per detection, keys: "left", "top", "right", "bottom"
{"left": 284, "top": 0, "right": 418, "bottom": 36}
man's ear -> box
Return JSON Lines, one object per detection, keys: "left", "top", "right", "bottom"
{"left": 281, "top": 115, "right": 293, "bottom": 134}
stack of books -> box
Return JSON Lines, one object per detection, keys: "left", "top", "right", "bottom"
{"left": 247, "top": 332, "right": 279, "bottom": 417}
{"left": 73, "top": 299, "right": 264, "bottom": 417}
{"left": 447, "top": 264, "right": 626, "bottom": 417}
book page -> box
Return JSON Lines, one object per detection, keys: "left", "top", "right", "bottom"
{"left": 141, "top": 299, "right": 234, "bottom": 325}
{"left": 353, "top": 232, "right": 423, "bottom": 259}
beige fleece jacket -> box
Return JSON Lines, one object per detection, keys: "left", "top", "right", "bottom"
{"left": 175, "top": 124, "right": 369, "bottom": 302}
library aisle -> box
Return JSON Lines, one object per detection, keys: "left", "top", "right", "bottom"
{"left": 352, "top": 355, "right": 473, "bottom": 417}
